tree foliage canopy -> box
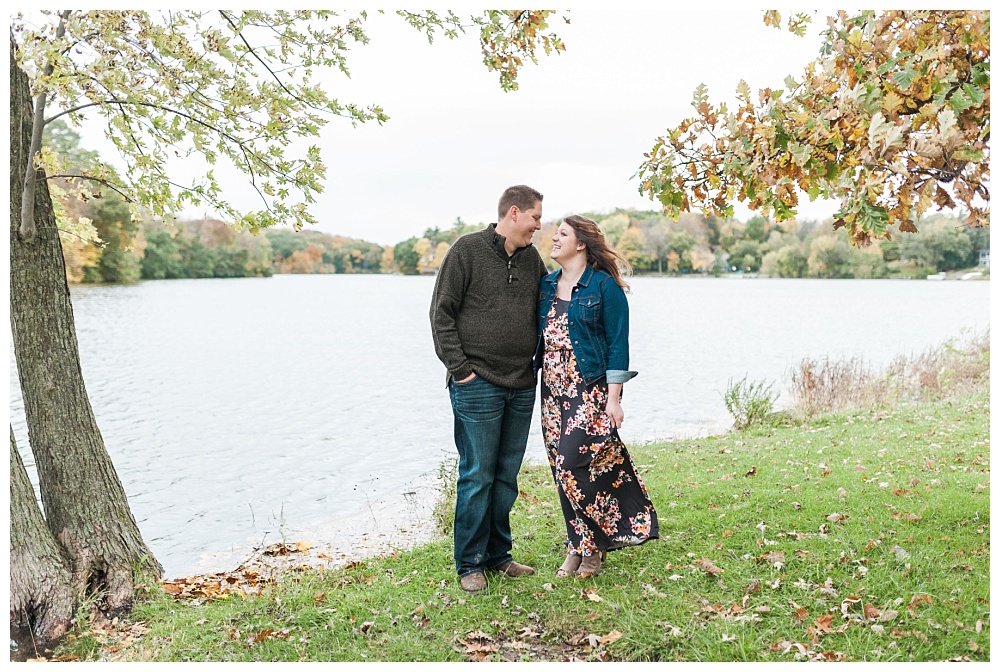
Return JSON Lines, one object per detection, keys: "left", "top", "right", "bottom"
{"left": 638, "top": 10, "right": 990, "bottom": 245}
{"left": 12, "top": 10, "right": 565, "bottom": 234}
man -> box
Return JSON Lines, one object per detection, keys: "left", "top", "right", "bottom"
{"left": 430, "top": 185, "right": 548, "bottom": 593}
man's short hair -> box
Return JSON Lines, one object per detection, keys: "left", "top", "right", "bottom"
{"left": 498, "top": 185, "right": 543, "bottom": 221}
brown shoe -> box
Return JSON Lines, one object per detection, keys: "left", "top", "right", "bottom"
{"left": 556, "top": 554, "right": 582, "bottom": 578}
{"left": 492, "top": 560, "right": 535, "bottom": 577}
{"left": 460, "top": 571, "right": 487, "bottom": 593}
{"left": 575, "top": 551, "right": 605, "bottom": 578}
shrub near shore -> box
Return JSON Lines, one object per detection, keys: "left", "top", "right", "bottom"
{"left": 53, "top": 387, "right": 989, "bottom": 662}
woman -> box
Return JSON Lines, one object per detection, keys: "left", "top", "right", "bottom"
{"left": 535, "top": 215, "right": 658, "bottom": 578}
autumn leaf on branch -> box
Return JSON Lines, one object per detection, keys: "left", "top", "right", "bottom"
{"left": 12, "top": 9, "right": 567, "bottom": 234}
{"left": 638, "top": 10, "right": 990, "bottom": 245}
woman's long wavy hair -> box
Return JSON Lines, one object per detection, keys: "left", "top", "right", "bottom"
{"left": 563, "top": 215, "right": 632, "bottom": 291}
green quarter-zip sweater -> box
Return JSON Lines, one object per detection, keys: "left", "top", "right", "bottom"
{"left": 430, "top": 224, "right": 548, "bottom": 389}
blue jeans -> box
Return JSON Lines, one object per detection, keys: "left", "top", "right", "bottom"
{"left": 449, "top": 376, "right": 535, "bottom": 577}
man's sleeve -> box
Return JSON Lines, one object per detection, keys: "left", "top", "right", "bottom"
{"left": 429, "top": 244, "right": 475, "bottom": 382}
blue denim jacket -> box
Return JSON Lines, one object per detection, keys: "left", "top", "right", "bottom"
{"left": 533, "top": 266, "right": 638, "bottom": 386}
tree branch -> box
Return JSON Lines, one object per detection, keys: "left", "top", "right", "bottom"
{"left": 44, "top": 173, "right": 134, "bottom": 203}
{"left": 20, "top": 9, "right": 72, "bottom": 241}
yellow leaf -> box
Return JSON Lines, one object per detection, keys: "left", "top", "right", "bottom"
{"left": 882, "top": 90, "right": 905, "bottom": 116}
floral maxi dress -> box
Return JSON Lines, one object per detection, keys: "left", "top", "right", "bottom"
{"left": 540, "top": 298, "right": 659, "bottom": 557}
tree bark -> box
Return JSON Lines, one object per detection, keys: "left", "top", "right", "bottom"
{"left": 9, "top": 39, "right": 162, "bottom": 617}
{"left": 10, "top": 429, "right": 76, "bottom": 643}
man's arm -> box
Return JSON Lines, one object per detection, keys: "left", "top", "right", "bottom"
{"left": 429, "top": 243, "right": 475, "bottom": 382}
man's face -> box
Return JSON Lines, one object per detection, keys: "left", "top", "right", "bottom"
{"left": 510, "top": 201, "right": 543, "bottom": 247}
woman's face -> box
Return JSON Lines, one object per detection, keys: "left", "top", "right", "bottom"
{"left": 550, "top": 223, "right": 584, "bottom": 264}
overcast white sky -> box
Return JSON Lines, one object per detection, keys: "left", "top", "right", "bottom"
{"left": 82, "top": 8, "right": 843, "bottom": 245}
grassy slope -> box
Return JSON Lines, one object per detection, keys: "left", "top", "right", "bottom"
{"left": 79, "top": 393, "right": 989, "bottom": 662}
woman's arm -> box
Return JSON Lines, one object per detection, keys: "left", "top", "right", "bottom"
{"left": 601, "top": 278, "right": 635, "bottom": 384}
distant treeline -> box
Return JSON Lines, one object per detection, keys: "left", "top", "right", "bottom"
{"left": 59, "top": 205, "right": 988, "bottom": 285}
{"left": 50, "top": 119, "right": 988, "bottom": 285}
{"left": 395, "top": 210, "right": 989, "bottom": 280}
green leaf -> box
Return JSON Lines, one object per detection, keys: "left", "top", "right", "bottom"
{"left": 892, "top": 66, "right": 917, "bottom": 90}
{"left": 961, "top": 83, "right": 985, "bottom": 106}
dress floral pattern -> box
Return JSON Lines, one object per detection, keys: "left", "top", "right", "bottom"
{"left": 541, "top": 298, "right": 658, "bottom": 557}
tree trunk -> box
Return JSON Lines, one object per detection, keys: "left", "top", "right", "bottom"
{"left": 10, "top": 429, "right": 76, "bottom": 644}
{"left": 9, "top": 40, "right": 162, "bottom": 618}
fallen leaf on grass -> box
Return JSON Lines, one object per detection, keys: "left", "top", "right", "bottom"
{"left": 814, "top": 614, "right": 835, "bottom": 633}
{"left": 826, "top": 512, "right": 849, "bottom": 524}
{"left": 879, "top": 609, "right": 899, "bottom": 623}
{"left": 642, "top": 583, "right": 668, "bottom": 598}
{"left": 907, "top": 594, "right": 934, "bottom": 617}
{"left": 657, "top": 621, "right": 682, "bottom": 636}
{"left": 518, "top": 489, "right": 540, "bottom": 503}
{"left": 758, "top": 550, "right": 785, "bottom": 568}
{"left": 863, "top": 604, "right": 881, "bottom": 621}
{"left": 840, "top": 596, "right": 862, "bottom": 616}
{"left": 159, "top": 568, "right": 267, "bottom": 602}
{"left": 262, "top": 541, "right": 312, "bottom": 556}
{"left": 967, "top": 640, "right": 979, "bottom": 652}
{"left": 694, "top": 558, "right": 724, "bottom": 576}
{"left": 772, "top": 639, "right": 809, "bottom": 655}
{"left": 794, "top": 608, "right": 809, "bottom": 623}
{"left": 818, "top": 578, "right": 838, "bottom": 597}
{"left": 745, "top": 467, "right": 757, "bottom": 477}
{"left": 581, "top": 587, "right": 603, "bottom": 602}
{"left": 253, "top": 628, "right": 291, "bottom": 643}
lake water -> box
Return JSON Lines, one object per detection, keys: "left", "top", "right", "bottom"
{"left": 8, "top": 275, "right": 989, "bottom": 576}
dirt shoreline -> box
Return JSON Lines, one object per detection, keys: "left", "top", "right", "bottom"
{"left": 185, "top": 470, "right": 444, "bottom": 581}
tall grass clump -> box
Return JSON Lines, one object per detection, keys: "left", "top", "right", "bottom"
{"left": 789, "top": 330, "right": 989, "bottom": 417}
{"left": 433, "top": 457, "right": 458, "bottom": 536}
{"left": 723, "top": 376, "right": 778, "bottom": 429}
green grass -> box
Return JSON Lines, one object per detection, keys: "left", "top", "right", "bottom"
{"left": 62, "top": 392, "right": 990, "bottom": 662}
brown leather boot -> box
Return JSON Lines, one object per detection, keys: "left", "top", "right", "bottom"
{"left": 575, "top": 551, "right": 605, "bottom": 578}
{"left": 556, "top": 554, "right": 582, "bottom": 577}
{"left": 460, "top": 571, "right": 487, "bottom": 593}
{"left": 491, "top": 560, "right": 535, "bottom": 577}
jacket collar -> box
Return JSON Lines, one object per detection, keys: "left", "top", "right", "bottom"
{"left": 542, "top": 264, "right": 596, "bottom": 288}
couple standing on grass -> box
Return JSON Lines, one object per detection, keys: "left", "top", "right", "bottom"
{"left": 430, "top": 185, "right": 659, "bottom": 593}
